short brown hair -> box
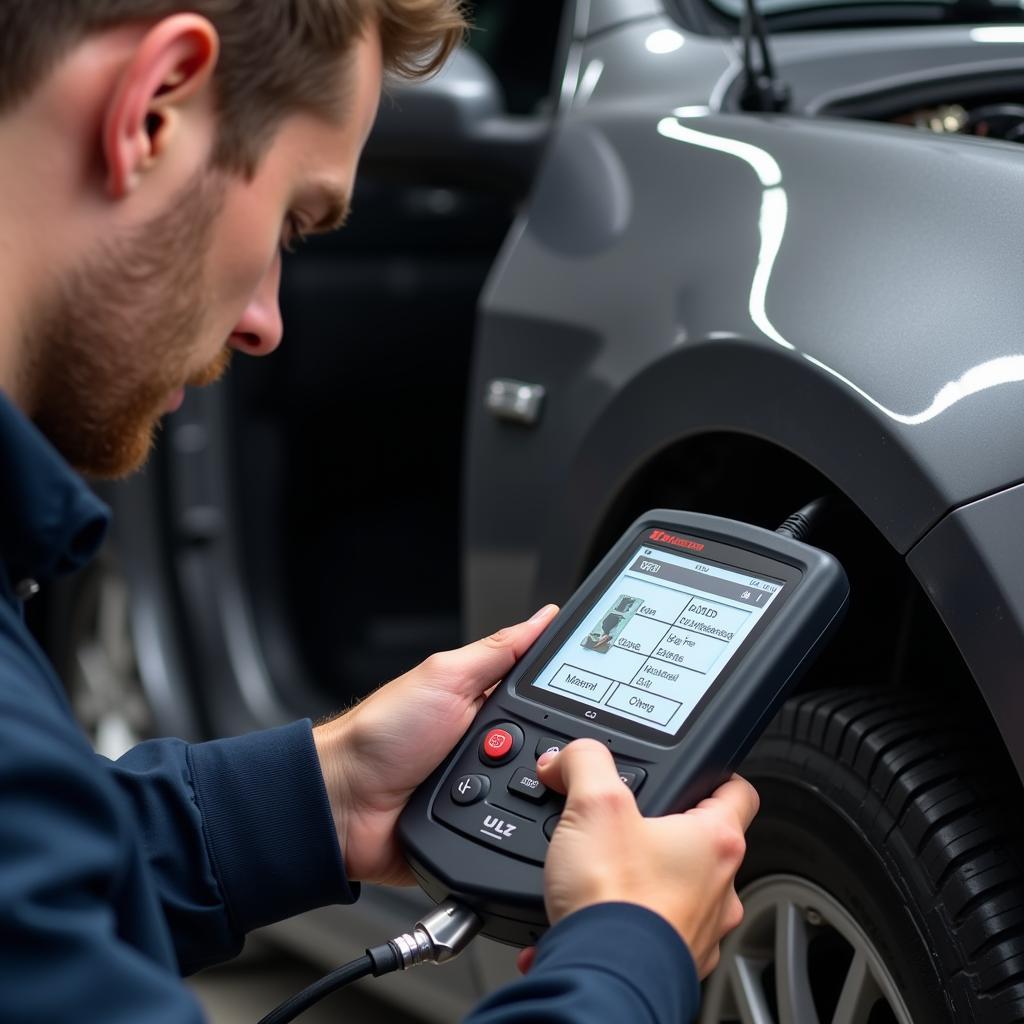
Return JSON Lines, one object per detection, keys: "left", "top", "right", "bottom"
{"left": 0, "top": 0, "right": 467, "bottom": 173}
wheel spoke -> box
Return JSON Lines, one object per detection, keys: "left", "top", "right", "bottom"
{"left": 831, "top": 951, "right": 879, "bottom": 1024}
{"left": 728, "top": 955, "right": 774, "bottom": 1024}
{"left": 707, "top": 877, "right": 914, "bottom": 1024}
{"left": 775, "top": 900, "right": 820, "bottom": 1024}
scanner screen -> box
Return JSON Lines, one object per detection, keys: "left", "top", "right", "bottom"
{"left": 526, "top": 544, "right": 785, "bottom": 735}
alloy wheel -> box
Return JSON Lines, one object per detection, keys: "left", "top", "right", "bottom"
{"left": 701, "top": 874, "right": 914, "bottom": 1024}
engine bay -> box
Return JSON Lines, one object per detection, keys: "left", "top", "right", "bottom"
{"left": 892, "top": 98, "right": 1024, "bottom": 142}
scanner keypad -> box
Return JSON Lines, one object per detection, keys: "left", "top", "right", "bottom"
{"left": 435, "top": 723, "right": 647, "bottom": 865}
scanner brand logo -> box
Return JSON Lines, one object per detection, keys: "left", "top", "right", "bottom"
{"left": 482, "top": 815, "right": 517, "bottom": 838}
{"left": 649, "top": 529, "right": 704, "bottom": 552}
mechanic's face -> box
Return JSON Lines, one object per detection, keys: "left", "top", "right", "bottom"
{"left": 27, "top": 170, "right": 226, "bottom": 478}
{"left": 29, "top": 28, "right": 382, "bottom": 479}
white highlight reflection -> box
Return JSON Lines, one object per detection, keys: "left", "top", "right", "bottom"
{"left": 658, "top": 117, "right": 781, "bottom": 185}
{"left": 448, "top": 79, "right": 493, "bottom": 100}
{"left": 673, "top": 105, "right": 712, "bottom": 118}
{"left": 646, "top": 29, "right": 685, "bottom": 54}
{"left": 656, "top": 114, "right": 1024, "bottom": 423}
{"left": 576, "top": 59, "right": 604, "bottom": 106}
{"left": 805, "top": 353, "right": 1024, "bottom": 425}
{"left": 970, "top": 26, "right": 1024, "bottom": 43}
{"left": 751, "top": 188, "right": 791, "bottom": 350}
{"left": 657, "top": 116, "right": 793, "bottom": 350}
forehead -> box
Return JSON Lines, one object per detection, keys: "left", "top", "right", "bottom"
{"left": 276, "top": 27, "right": 382, "bottom": 175}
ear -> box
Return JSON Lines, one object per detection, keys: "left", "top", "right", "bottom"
{"left": 102, "top": 14, "right": 219, "bottom": 199}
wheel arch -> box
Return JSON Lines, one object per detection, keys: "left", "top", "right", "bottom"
{"left": 530, "top": 337, "right": 949, "bottom": 601}
{"left": 516, "top": 341, "right": 1020, "bottom": 778}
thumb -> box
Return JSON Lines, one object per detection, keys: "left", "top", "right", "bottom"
{"left": 431, "top": 604, "right": 559, "bottom": 699}
{"left": 538, "top": 738, "right": 635, "bottom": 814}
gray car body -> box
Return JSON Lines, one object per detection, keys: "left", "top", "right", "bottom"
{"left": 466, "top": 3, "right": 1024, "bottom": 784}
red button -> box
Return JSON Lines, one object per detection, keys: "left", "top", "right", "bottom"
{"left": 481, "top": 728, "right": 514, "bottom": 760}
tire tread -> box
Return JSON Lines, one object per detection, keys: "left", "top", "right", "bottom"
{"left": 760, "top": 688, "right": 1024, "bottom": 1023}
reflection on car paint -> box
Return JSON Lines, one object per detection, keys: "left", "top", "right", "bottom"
{"left": 574, "top": 59, "right": 604, "bottom": 106}
{"left": 657, "top": 115, "right": 793, "bottom": 351}
{"left": 804, "top": 351, "right": 1024, "bottom": 426}
{"left": 644, "top": 29, "right": 684, "bottom": 55}
{"left": 657, "top": 113, "right": 1024, "bottom": 426}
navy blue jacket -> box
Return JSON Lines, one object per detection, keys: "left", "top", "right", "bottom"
{"left": 0, "top": 391, "right": 699, "bottom": 1022}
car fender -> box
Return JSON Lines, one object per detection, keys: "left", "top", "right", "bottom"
{"left": 468, "top": 73, "right": 1024, "bottom": 777}
{"left": 907, "top": 482, "right": 1024, "bottom": 781}
{"left": 467, "top": 337, "right": 1024, "bottom": 779}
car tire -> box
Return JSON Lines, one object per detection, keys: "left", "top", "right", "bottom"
{"left": 701, "top": 689, "right": 1024, "bottom": 1023}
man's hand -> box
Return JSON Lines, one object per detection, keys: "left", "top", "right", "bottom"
{"left": 531, "top": 739, "right": 759, "bottom": 978}
{"left": 313, "top": 605, "right": 559, "bottom": 886}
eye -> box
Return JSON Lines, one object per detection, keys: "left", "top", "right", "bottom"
{"left": 281, "top": 212, "right": 309, "bottom": 254}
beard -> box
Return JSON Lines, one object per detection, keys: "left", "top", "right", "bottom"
{"left": 23, "top": 169, "right": 232, "bottom": 479}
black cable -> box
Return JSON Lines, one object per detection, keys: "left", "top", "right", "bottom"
{"left": 255, "top": 942, "right": 401, "bottom": 1024}
{"left": 253, "top": 898, "right": 481, "bottom": 1024}
{"left": 740, "top": 0, "right": 791, "bottom": 112}
{"left": 751, "top": 0, "right": 777, "bottom": 83}
{"left": 776, "top": 496, "right": 829, "bottom": 542}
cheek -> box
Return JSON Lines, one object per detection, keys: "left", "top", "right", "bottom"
{"left": 211, "top": 228, "right": 279, "bottom": 309}
{"left": 206, "top": 187, "right": 284, "bottom": 323}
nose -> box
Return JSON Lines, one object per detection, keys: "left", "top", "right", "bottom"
{"left": 229, "top": 250, "right": 283, "bottom": 357}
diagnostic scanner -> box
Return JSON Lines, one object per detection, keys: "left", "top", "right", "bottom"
{"left": 398, "top": 510, "right": 849, "bottom": 946}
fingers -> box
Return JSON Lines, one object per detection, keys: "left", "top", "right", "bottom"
{"left": 698, "top": 946, "right": 722, "bottom": 980}
{"left": 699, "top": 775, "right": 760, "bottom": 832}
{"left": 537, "top": 739, "right": 637, "bottom": 818}
{"left": 541, "top": 750, "right": 757, "bottom": 843}
{"left": 424, "top": 605, "right": 559, "bottom": 699}
{"left": 723, "top": 889, "right": 744, "bottom": 933}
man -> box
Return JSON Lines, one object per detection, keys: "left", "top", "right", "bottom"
{"left": 0, "top": 2, "right": 758, "bottom": 1021}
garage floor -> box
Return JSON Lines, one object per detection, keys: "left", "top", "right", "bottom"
{"left": 189, "top": 940, "right": 420, "bottom": 1024}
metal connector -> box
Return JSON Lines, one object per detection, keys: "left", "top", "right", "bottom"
{"left": 389, "top": 899, "right": 483, "bottom": 969}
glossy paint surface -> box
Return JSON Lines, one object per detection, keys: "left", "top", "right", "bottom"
{"left": 908, "top": 482, "right": 1024, "bottom": 778}
{"left": 467, "top": 13, "right": 1024, "bottom": 643}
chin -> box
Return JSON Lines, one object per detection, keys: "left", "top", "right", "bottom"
{"left": 74, "top": 422, "right": 160, "bottom": 482}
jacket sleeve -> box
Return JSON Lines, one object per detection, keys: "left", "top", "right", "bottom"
{"left": 0, "top": 666, "right": 209, "bottom": 1023}
{"left": 463, "top": 904, "right": 701, "bottom": 1024}
{"left": 104, "top": 719, "right": 358, "bottom": 974}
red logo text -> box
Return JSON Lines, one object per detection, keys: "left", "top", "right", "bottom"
{"left": 649, "top": 529, "right": 705, "bottom": 552}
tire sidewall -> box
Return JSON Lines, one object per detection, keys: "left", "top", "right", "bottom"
{"left": 737, "top": 752, "right": 956, "bottom": 1022}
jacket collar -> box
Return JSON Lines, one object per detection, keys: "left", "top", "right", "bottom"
{"left": 0, "top": 390, "right": 110, "bottom": 593}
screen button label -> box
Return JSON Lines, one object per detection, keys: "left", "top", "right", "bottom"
{"left": 635, "top": 592, "right": 694, "bottom": 626}
{"left": 649, "top": 629, "right": 727, "bottom": 674}
{"left": 676, "top": 599, "right": 750, "bottom": 642}
{"left": 606, "top": 684, "right": 682, "bottom": 726}
{"left": 549, "top": 665, "right": 615, "bottom": 703}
